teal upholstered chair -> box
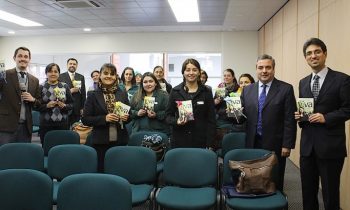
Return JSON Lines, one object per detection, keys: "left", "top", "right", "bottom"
{"left": 48, "top": 144, "right": 97, "bottom": 204}
{"left": 129, "top": 131, "right": 169, "bottom": 173}
{"left": 222, "top": 149, "right": 288, "bottom": 210}
{"left": 43, "top": 130, "right": 80, "bottom": 170}
{"left": 156, "top": 148, "right": 218, "bottom": 210}
{"left": 0, "top": 169, "right": 53, "bottom": 210}
{"left": 0, "top": 143, "right": 44, "bottom": 171}
{"left": 57, "top": 173, "right": 132, "bottom": 210}
{"left": 220, "top": 132, "right": 246, "bottom": 158}
{"left": 32, "top": 110, "right": 40, "bottom": 134}
{"left": 105, "top": 146, "right": 157, "bottom": 209}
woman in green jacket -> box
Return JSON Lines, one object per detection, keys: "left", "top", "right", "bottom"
{"left": 130, "top": 72, "right": 170, "bottom": 135}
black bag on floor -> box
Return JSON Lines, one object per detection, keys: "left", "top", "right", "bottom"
{"left": 141, "top": 134, "right": 166, "bottom": 162}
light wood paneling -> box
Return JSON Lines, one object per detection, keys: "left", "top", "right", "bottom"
{"left": 283, "top": 0, "right": 299, "bottom": 164}
{"left": 264, "top": 20, "right": 273, "bottom": 55}
{"left": 258, "top": 27, "right": 265, "bottom": 55}
{"left": 272, "top": 10, "right": 283, "bottom": 79}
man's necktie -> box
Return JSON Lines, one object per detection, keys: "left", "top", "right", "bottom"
{"left": 257, "top": 84, "right": 267, "bottom": 136}
{"left": 70, "top": 73, "right": 75, "bottom": 81}
{"left": 312, "top": 75, "right": 320, "bottom": 101}
{"left": 19, "top": 71, "right": 26, "bottom": 78}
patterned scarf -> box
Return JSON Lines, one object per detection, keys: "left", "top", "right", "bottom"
{"left": 100, "top": 82, "right": 118, "bottom": 113}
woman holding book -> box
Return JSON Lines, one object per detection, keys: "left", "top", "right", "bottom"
{"left": 82, "top": 63, "right": 130, "bottom": 172}
{"left": 166, "top": 58, "right": 216, "bottom": 148}
{"left": 36, "top": 63, "right": 73, "bottom": 145}
{"left": 130, "top": 72, "right": 170, "bottom": 135}
{"left": 120, "top": 67, "right": 139, "bottom": 101}
{"left": 214, "top": 68, "right": 241, "bottom": 128}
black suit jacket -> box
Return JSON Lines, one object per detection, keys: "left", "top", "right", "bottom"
{"left": 241, "top": 78, "right": 297, "bottom": 155}
{"left": 59, "top": 72, "right": 86, "bottom": 115}
{"left": 0, "top": 68, "right": 40, "bottom": 134}
{"left": 298, "top": 68, "right": 350, "bottom": 158}
{"left": 82, "top": 88, "right": 130, "bottom": 145}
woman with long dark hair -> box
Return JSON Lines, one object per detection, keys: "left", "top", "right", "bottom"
{"left": 166, "top": 58, "right": 216, "bottom": 148}
{"left": 214, "top": 68, "right": 240, "bottom": 127}
{"left": 120, "top": 67, "right": 139, "bottom": 101}
{"left": 130, "top": 72, "right": 170, "bottom": 135}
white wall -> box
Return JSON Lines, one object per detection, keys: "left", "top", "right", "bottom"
{"left": 0, "top": 31, "right": 258, "bottom": 82}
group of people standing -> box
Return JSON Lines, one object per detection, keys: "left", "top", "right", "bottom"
{"left": 0, "top": 37, "right": 349, "bottom": 210}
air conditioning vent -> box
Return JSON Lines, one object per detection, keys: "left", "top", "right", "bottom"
{"left": 53, "top": 0, "right": 104, "bottom": 8}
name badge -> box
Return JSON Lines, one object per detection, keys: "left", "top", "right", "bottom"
{"left": 197, "top": 101, "right": 204, "bottom": 105}
{"left": 154, "top": 102, "right": 158, "bottom": 105}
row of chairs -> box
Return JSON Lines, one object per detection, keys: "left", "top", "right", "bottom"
{"left": 0, "top": 168, "right": 132, "bottom": 210}
{"left": 0, "top": 141, "right": 288, "bottom": 210}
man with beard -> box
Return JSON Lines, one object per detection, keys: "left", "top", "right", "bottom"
{"left": 0, "top": 47, "right": 40, "bottom": 144}
{"left": 59, "top": 58, "right": 86, "bottom": 126}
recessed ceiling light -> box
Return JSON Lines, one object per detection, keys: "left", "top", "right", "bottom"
{"left": 168, "top": 0, "right": 199, "bottom": 22}
{"left": 0, "top": 10, "right": 43, "bottom": 27}
{"left": 8, "top": 31, "right": 15, "bottom": 34}
{"left": 83, "top": 28, "right": 91, "bottom": 32}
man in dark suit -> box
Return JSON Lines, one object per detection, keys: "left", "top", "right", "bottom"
{"left": 59, "top": 58, "right": 86, "bottom": 126}
{"left": 0, "top": 47, "right": 40, "bottom": 144}
{"left": 296, "top": 38, "right": 350, "bottom": 210}
{"left": 241, "top": 54, "right": 297, "bottom": 191}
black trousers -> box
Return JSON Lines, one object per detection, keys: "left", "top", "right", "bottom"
{"left": 300, "top": 152, "right": 344, "bottom": 210}
{"left": 92, "top": 142, "right": 118, "bottom": 173}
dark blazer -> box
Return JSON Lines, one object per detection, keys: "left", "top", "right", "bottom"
{"left": 0, "top": 68, "right": 40, "bottom": 134}
{"left": 298, "top": 68, "right": 350, "bottom": 158}
{"left": 241, "top": 78, "right": 297, "bottom": 154}
{"left": 166, "top": 83, "right": 216, "bottom": 148}
{"left": 59, "top": 72, "right": 86, "bottom": 115}
{"left": 82, "top": 88, "right": 130, "bottom": 145}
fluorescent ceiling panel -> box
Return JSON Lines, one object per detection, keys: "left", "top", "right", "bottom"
{"left": 0, "top": 10, "right": 43, "bottom": 27}
{"left": 168, "top": 0, "right": 199, "bottom": 22}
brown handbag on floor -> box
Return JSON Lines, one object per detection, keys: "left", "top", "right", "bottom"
{"left": 229, "top": 152, "right": 277, "bottom": 194}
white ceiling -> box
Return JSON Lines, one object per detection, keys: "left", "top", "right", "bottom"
{"left": 0, "top": 0, "right": 288, "bottom": 36}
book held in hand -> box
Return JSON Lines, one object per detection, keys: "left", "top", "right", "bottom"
{"left": 159, "top": 83, "right": 167, "bottom": 92}
{"left": 53, "top": 87, "right": 66, "bottom": 101}
{"left": 114, "top": 101, "right": 131, "bottom": 117}
{"left": 143, "top": 96, "right": 155, "bottom": 112}
{"left": 215, "top": 87, "right": 226, "bottom": 98}
{"left": 72, "top": 80, "right": 82, "bottom": 88}
{"left": 176, "top": 100, "right": 194, "bottom": 121}
{"left": 297, "top": 98, "right": 314, "bottom": 121}
{"left": 224, "top": 96, "right": 244, "bottom": 123}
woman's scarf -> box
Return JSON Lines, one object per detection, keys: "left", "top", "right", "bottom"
{"left": 99, "top": 82, "right": 118, "bottom": 113}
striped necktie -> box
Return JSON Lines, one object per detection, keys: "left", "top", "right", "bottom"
{"left": 312, "top": 75, "right": 320, "bottom": 101}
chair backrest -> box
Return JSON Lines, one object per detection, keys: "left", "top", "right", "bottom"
{"left": 129, "top": 131, "right": 169, "bottom": 146}
{"left": 48, "top": 144, "right": 97, "bottom": 180}
{"left": 163, "top": 148, "right": 217, "bottom": 187}
{"left": 57, "top": 173, "right": 132, "bottom": 210}
{"left": 222, "top": 148, "right": 278, "bottom": 185}
{"left": 0, "top": 143, "right": 44, "bottom": 171}
{"left": 43, "top": 130, "right": 80, "bottom": 156}
{"left": 0, "top": 169, "right": 53, "bottom": 210}
{"left": 221, "top": 132, "right": 246, "bottom": 157}
{"left": 32, "top": 111, "right": 40, "bottom": 126}
{"left": 104, "top": 146, "right": 157, "bottom": 184}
